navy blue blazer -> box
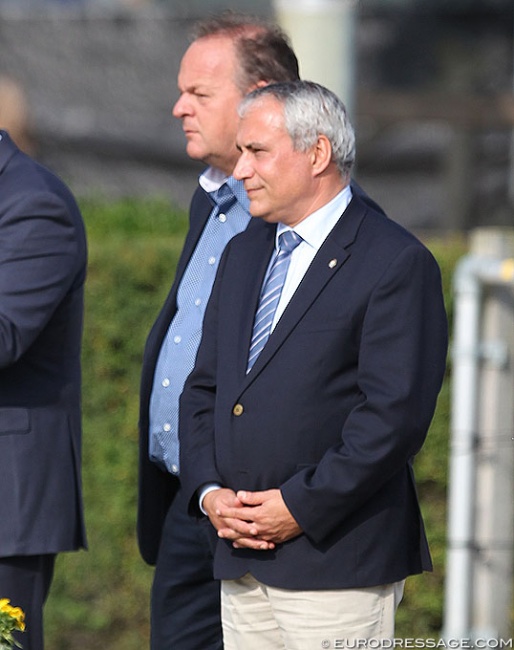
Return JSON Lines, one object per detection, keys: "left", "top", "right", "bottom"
{"left": 179, "top": 193, "right": 448, "bottom": 590}
{"left": 0, "top": 131, "right": 87, "bottom": 556}
{"left": 137, "top": 179, "right": 385, "bottom": 566}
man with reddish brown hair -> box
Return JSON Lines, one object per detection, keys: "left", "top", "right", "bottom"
{"left": 137, "top": 13, "right": 300, "bottom": 650}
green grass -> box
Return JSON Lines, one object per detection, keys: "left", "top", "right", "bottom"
{"left": 42, "top": 198, "right": 510, "bottom": 648}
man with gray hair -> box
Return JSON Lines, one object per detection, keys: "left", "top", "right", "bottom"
{"left": 137, "top": 12, "right": 301, "bottom": 650}
{"left": 179, "top": 81, "right": 448, "bottom": 649}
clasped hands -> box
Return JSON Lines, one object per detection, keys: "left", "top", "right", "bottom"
{"left": 203, "top": 488, "right": 302, "bottom": 550}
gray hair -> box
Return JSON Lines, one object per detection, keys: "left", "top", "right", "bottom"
{"left": 238, "top": 80, "right": 355, "bottom": 178}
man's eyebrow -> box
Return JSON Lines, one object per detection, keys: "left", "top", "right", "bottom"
{"left": 178, "top": 82, "right": 209, "bottom": 93}
{"left": 237, "top": 141, "right": 265, "bottom": 152}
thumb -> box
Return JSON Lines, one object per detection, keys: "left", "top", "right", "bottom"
{"left": 236, "top": 490, "right": 258, "bottom": 504}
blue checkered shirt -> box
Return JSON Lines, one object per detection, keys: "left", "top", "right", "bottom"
{"left": 148, "top": 172, "right": 250, "bottom": 474}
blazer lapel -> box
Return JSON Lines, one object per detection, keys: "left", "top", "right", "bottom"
{"left": 175, "top": 186, "right": 214, "bottom": 281}
{"left": 241, "top": 196, "right": 369, "bottom": 385}
{"left": 0, "top": 131, "right": 19, "bottom": 176}
{"left": 231, "top": 220, "right": 277, "bottom": 378}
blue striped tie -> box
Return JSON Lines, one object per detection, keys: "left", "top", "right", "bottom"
{"left": 247, "top": 230, "right": 302, "bottom": 373}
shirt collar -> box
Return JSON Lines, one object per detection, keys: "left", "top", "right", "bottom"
{"left": 199, "top": 166, "right": 250, "bottom": 212}
{"left": 276, "top": 184, "right": 353, "bottom": 251}
{"left": 199, "top": 166, "right": 227, "bottom": 193}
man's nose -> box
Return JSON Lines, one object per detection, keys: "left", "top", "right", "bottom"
{"left": 233, "top": 152, "right": 250, "bottom": 180}
{"left": 172, "top": 94, "right": 188, "bottom": 118}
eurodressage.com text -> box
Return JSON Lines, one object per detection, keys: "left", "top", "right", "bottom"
{"left": 321, "top": 639, "right": 513, "bottom": 649}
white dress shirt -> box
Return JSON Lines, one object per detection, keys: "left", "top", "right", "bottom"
{"left": 271, "top": 185, "right": 352, "bottom": 329}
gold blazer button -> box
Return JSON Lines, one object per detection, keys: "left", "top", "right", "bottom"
{"left": 232, "top": 404, "right": 244, "bottom": 416}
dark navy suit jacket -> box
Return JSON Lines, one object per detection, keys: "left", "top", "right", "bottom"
{"left": 137, "top": 179, "right": 385, "bottom": 566}
{"left": 179, "top": 192, "right": 448, "bottom": 589}
{"left": 0, "top": 131, "right": 87, "bottom": 556}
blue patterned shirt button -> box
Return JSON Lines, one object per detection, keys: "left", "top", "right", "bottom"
{"left": 219, "top": 213, "right": 227, "bottom": 223}
{"left": 194, "top": 298, "right": 201, "bottom": 306}
{"left": 163, "top": 423, "right": 171, "bottom": 432}
{"left": 171, "top": 464, "right": 179, "bottom": 475}
{"left": 162, "top": 378, "right": 170, "bottom": 387}
{"left": 173, "top": 335, "right": 181, "bottom": 344}
{"left": 208, "top": 256, "right": 216, "bottom": 265}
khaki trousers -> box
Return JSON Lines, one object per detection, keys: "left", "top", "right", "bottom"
{"left": 221, "top": 573, "right": 405, "bottom": 650}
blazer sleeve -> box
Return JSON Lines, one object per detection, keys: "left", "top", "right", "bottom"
{"left": 0, "top": 189, "right": 81, "bottom": 367}
{"left": 280, "top": 243, "right": 448, "bottom": 544}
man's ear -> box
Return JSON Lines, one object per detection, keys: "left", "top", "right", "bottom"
{"left": 246, "top": 80, "right": 269, "bottom": 93}
{"left": 311, "top": 134, "right": 333, "bottom": 176}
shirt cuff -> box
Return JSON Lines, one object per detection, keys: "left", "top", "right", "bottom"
{"left": 198, "top": 483, "right": 222, "bottom": 514}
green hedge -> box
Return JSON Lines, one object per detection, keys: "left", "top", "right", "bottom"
{"left": 44, "top": 198, "right": 475, "bottom": 648}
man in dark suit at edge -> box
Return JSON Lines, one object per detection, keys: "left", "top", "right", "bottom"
{"left": 0, "top": 130, "right": 87, "bottom": 650}
{"left": 179, "top": 81, "right": 448, "bottom": 649}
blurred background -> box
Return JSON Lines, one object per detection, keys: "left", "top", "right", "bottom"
{"left": 0, "top": 0, "right": 513, "bottom": 233}
{"left": 1, "top": 1, "right": 513, "bottom": 648}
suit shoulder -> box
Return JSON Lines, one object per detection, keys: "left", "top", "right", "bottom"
{"left": 0, "top": 153, "right": 86, "bottom": 251}
{"left": 346, "top": 196, "right": 440, "bottom": 277}
{"left": 355, "top": 196, "right": 429, "bottom": 250}
{"left": 2, "top": 148, "right": 78, "bottom": 204}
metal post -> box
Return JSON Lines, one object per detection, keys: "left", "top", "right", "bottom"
{"left": 470, "top": 229, "right": 514, "bottom": 640}
{"left": 444, "top": 256, "right": 483, "bottom": 640}
{"left": 272, "top": 0, "right": 358, "bottom": 118}
{"left": 443, "top": 228, "right": 514, "bottom": 642}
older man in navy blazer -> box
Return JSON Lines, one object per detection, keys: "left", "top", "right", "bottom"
{"left": 179, "top": 81, "right": 448, "bottom": 649}
{"left": 0, "top": 131, "right": 87, "bottom": 650}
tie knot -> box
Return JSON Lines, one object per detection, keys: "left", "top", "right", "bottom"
{"left": 279, "top": 230, "right": 302, "bottom": 254}
{"left": 212, "top": 183, "right": 236, "bottom": 214}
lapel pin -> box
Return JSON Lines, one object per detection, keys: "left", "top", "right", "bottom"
{"left": 328, "top": 258, "right": 337, "bottom": 269}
